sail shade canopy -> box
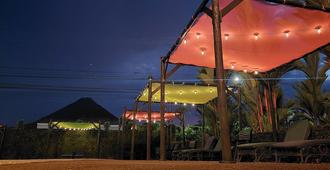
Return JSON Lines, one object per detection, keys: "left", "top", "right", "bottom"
{"left": 124, "top": 110, "right": 180, "bottom": 122}
{"left": 136, "top": 83, "right": 220, "bottom": 104}
{"left": 168, "top": 0, "right": 330, "bottom": 72}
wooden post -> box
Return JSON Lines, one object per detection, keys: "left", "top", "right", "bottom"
{"left": 0, "top": 126, "right": 6, "bottom": 159}
{"left": 160, "top": 58, "right": 166, "bottom": 160}
{"left": 211, "top": 0, "right": 233, "bottom": 161}
{"left": 147, "top": 76, "right": 153, "bottom": 160}
{"left": 121, "top": 108, "right": 127, "bottom": 160}
{"left": 238, "top": 86, "right": 242, "bottom": 130}
{"left": 96, "top": 120, "right": 101, "bottom": 158}
{"left": 202, "top": 105, "right": 205, "bottom": 148}
{"left": 182, "top": 113, "right": 185, "bottom": 145}
{"left": 130, "top": 102, "right": 138, "bottom": 160}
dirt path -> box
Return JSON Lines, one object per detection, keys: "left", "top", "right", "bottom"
{"left": 0, "top": 159, "right": 329, "bottom": 170}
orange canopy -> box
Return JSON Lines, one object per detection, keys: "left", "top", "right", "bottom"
{"left": 124, "top": 110, "right": 180, "bottom": 122}
{"left": 168, "top": 0, "right": 330, "bottom": 72}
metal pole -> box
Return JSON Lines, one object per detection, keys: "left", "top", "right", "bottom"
{"left": 147, "top": 76, "right": 153, "bottom": 160}
{"left": 130, "top": 102, "right": 138, "bottom": 160}
{"left": 160, "top": 58, "right": 166, "bottom": 160}
{"left": 211, "top": 0, "right": 233, "bottom": 161}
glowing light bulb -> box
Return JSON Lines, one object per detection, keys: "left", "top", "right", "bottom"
{"left": 183, "top": 103, "right": 187, "bottom": 106}
{"left": 153, "top": 120, "right": 156, "bottom": 123}
{"left": 200, "top": 48, "right": 206, "bottom": 56}
{"left": 172, "top": 113, "right": 176, "bottom": 116}
{"left": 139, "top": 119, "right": 141, "bottom": 122}
{"left": 224, "top": 34, "right": 229, "bottom": 40}
{"left": 231, "top": 64, "right": 235, "bottom": 69}
{"left": 196, "top": 33, "right": 201, "bottom": 39}
{"left": 315, "top": 26, "right": 322, "bottom": 34}
{"left": 254, "top": 33, "right": 259, "bottom": 40}
{"left": 193, "top": 90, "right": 198, "bottom": 94}
{"left": 192, "top": 104, "right": 195, "bottom": 107}
{"left": 174, "top": 102, "right": 178, "bottom": 105}
{"left": 183, "top": 39, "right": 187, "bottom": 44}
{"left": 234, "top": 76, "right": 240, "bottom": 83}
{"left": 283, "top": 30, "right": 290, "bottom": 38}
{"left": 243, "top": 69, "right": 248, "bottom": 73}
{"left": 254, "top": 70, "right": 259, "bottom": 75}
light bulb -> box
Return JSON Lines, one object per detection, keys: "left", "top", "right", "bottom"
{"left": 284, "top": 30, "right": 290, "bottom": 38}
{"left": 224, "top": 34, "right": 229, "bottom": 40}
{"left": 254, "top": 33, "right": 259, "bottom": 40}
{"left": 315, "top": 26, "right": 322, "bottom": 34}
{"left": 192, "top": 104, "right": 195, "bottom": 107}
{"left": 254, "top": 70, "right": 259, "bottom": 75}
{"left": 183, "top": 39, "right": 187, "bottom": 44}
{"left": 243, "top": 69, "right": 248, "bottom": 73}
{"left": 196, "top": 33, "right": 201, "bottom": 39}
{"left": 183, "top": 103, "right": 187, "bottom": 106}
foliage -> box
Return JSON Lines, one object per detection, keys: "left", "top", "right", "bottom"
{"left": 293, "top": 52, "right": 330, "bottom": 125}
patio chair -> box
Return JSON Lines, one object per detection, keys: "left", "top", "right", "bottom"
{"left": 179, "top": 136, "right": 217, "bottom": 160}
{"left": 171, "top": 140, "right": 196, "bottom": 160}
{"left": 272, "top": 137, "right": 330, "bottom": 162}
{"left": 236, "top": 120, "right": 311, "bottom": 162}
{"left": 197, "top": 138, "right": 223, "bottom": 161}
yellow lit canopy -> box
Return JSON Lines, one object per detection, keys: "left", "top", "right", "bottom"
{"left": 53, "top": 122, "right": 99, "bottom": 131}
{"left": 137, "top": 83, "right": 219, "bottom": 105}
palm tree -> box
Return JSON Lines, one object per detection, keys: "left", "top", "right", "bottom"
{"left": 293, "top": 52, "right": 330, "bottom": 125}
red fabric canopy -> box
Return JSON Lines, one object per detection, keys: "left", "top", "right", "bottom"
{"left": 168, "top": 0, "right": 330, "bottom": 72}
{"left": 124, "top": 111, "right": 180, "bottom": 122}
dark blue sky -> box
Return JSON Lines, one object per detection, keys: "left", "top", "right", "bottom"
{"left": 0, "top": 0, "right": 203, "bottom": 125}
{"left": 0, "top": 0, "right": 328, "bottom": 126}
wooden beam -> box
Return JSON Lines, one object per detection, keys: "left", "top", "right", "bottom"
{"left": 211, "top": 0, "right": 234, "bottom": 162}
{"left": 151, "top": 64, "right": 182, "bottom": 96}
{"left": 146, "top": 76, "right": 152, "bottom": 160}
{"left": 159, "top": 58, "right": 166, "bottom": 160}
{"left": 130, "top": 102, "right": 138, "bottom": 160}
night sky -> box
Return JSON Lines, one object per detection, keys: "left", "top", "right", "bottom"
{"left": 0, "top": 0, "right": 203, "bottom": 125}
{"left": 0, "top": 0, "right": 328, "bottom": 126}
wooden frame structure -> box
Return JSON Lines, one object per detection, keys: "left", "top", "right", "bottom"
{"left": 157, "top": 0, "right": 329, "bottom": 162}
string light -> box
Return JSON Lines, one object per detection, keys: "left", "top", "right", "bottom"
{"left": 174, "top": 102, "right": 178, "bottom": 105}
{"left": 283, "top": 30, "right": 290, "bottom": 38}
{"left": 200, "top": 48, "right": 206, "bottom": 55}
{"left": 192, "top": 104, "right": 195, "bottom": 107}
{"left": 224, "top": 34, "right": 229, "bottom": 40}
{"left": 243, "top": 69, "right": 248, "bottom": 73}
{"left": 196, "top": 32, "right": 201, "bottom": 39}
{"left": 183, "top": 39, "right": 187, "bottom": 44}
{"left": 183, "top": 103, "right": 187, "bottom": 106}
{"left": 254, "top": 33, "right": 259, "bottom": 40}
{"left": 230, "top": 63, "right": 235, "bottom": 69}
{"left": 315, "top": 25, "right": 322, "bottom": 34}
{"left": 254, "top": 70, "right": 259, "bottom": 75}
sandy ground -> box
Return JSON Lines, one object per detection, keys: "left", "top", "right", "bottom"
{"left": 0, "top": 159, "right": 329, "bottom": 170}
